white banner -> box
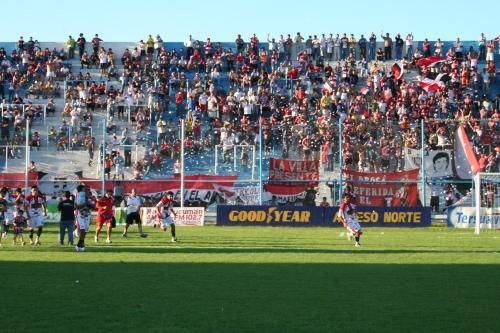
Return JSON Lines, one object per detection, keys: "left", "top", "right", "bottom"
{"left": 172, "top": 207, "right": 205, "bottom": 226}
{"left": 404, "top": 148, "right": 453, "bottom": 178}
{"left": 234, "top": 186, "right": 260, "bottom": 205}
{"left": 447, "top": 206, "right": 500, "bottom": 229}
{"left": 139, "top": 207, "right": 205, "bottom": 226}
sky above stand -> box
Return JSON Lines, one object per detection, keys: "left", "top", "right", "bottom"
{"left": 6, "top": 0, "right": 498, "bottom": 42}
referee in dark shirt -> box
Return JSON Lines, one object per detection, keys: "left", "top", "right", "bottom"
{"left": 58, "top": 191, "right": 75, "bottom": 246}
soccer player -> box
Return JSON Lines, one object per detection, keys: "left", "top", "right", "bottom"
{"left": 75, "top": 185, "right": 94, "bottom": 252}
{"left": 156, "top": 191, "right": 178, "bottom": 242}
{"left": 0, "top": 188, "right": 9, "bottom": 246}
{"left": 122, "top": 188, "right": 147, "bottom": 238}
{"left": 11, "top": 208, "right": 27, "bottom": 246}
{"left": 25, "top": 186, "right": 47, "bottom": 245}
{"left": 1, "top": 187, "right": 13, "bottom": 240}
{"left": 95, "top": 190, "right": 114, "bottom": 244}
{"left": 338, "top": 193, "right": 363, "bottom": 247}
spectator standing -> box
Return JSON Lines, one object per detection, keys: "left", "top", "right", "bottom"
{"left": 121, "top": 135, "right": 132, "bottom": 168}
{"left": 91, "top": 34, "right": 103, "bottom": 55}
{"left": 66, "top": 35, "right": 76, "bottom": 59}
{"left": 478, "top": 33, "right": 487, "bottom": 60}
{"left": 77, "top": 33, "right": 86, "bottom": 59}
{"left": 154, "top": 34, "right": 163, "bottom": 59}
{"left": 358, "top": 34, "right": 367, "bottom": 60}
{"left": 113, "top": 151, "right": 125, "bottom": 181}
{"left": 369, "top": 33, "right": 377, "bottom": 61}
{"left": 235, "top": 34, "right": 245, "bottom": 55}
{"left": 395, "top": 33, "right": 404, "bottom": 60}
{"left": 381, "top": 32, "right": 393, "bottom": 60}
{"left": 184, "top": 34, "right": 194, "bottom": 59}
{"left": 146, "top": 35, "right": 155, "bottom": 56}
{"left": 405, "top": 33, "right": 414, "bottom": 59}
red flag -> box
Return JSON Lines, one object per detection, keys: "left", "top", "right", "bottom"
{"left": 391, "top": 62, "right": 404, "bottom": 80}
{"left": 416, "top": 56, "right": 446, "bottom": 67}
{"left": 418, "top": 73, "right": 448, "bottom": 92}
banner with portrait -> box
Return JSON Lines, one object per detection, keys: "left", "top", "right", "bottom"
{"left": 404, "top": 148, "right": 453, "bottom": 178}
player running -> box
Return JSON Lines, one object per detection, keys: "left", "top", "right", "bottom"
{"left": 156, "top": 191, "right": 178, "bottom": 242}
{"left": 338, "top": 193, "right": 363, "bottom": 247}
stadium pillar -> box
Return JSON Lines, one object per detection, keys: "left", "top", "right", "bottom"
{"left": 259, "top": 119, "right": 263, "bottom": 205}
{"left": 180, "top": 118, "right": 185, "bottom": 208}
{"left": 102, "top": 118, "right": 106, "bottom": 195}
{"left": 25, "top": 119, "right": 30, "bottom": 193}
{"left": 338, "top": 118, "right": 343, "bottom": 201}
{"left": 420, "top": 119, "right": 426, "bottom": 206}
{"left": 474, "top": 173, "right": 481, "bottom": 235}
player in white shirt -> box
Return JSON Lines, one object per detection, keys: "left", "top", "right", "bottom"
{"left": 75, "top": 185, "right": 95, "bottom": 252}
{"left": 156, "top": 191, "right": 178, "bottom": 242}
{"left": 122, "top": 188, "right": 147, "bottom": 238}
{"left": 337, "top": 193, "right": 363, "bottom": 247}
{"left": 25, "top": 186, "right": 47, "bottom": 245}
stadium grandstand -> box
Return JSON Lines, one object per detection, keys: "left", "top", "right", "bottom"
{"left": 0, "top": 32, "right": 499, "bottom": 215}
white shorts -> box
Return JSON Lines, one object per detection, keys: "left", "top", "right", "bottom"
{"left": 345, "top": 218, "right": 362, "bottom": 234}
{"left": 77, "top": 215, "right": 91, "bottom": 232}
{"left": 4, "top": 211, "right": 14, "bottom": 223}
{"left": 486, "top": 53, "right": 494, "bottom": 62}
{"left": 28, "top": 212, "right": 44, "bottom": 228}
{"left": 160, "top": 215, "right": 175, "bottom": 227}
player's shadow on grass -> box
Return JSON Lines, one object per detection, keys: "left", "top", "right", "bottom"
{"left": 3, "top": 246, "right": 497, "bottom": 255}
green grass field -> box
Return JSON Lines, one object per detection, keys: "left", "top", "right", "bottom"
{"left": 1, "top": 225, "right": 499, "bottom": 333}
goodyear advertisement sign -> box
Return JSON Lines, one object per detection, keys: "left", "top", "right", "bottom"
{"left": 217, "top": 206, "right": 431, "bottom": 227}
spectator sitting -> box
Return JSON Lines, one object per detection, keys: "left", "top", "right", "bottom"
{"left": 71, "top": 133, "right": 82, "bottom": 150}
{"left": 46, "top": 98, "right": 56, "bottom": 116}
{"left": 57, "top": 134, "right": 68, "bottom": 151}
{"left": 48, "top": 126, "right": 58, "bottom": 143}
{"left": 132, "top": 161, "right": 144, "bottom": 180}
{"left": 106, "top": 117, "right": 116, "bottom": 134}
{"left": 30, "top": 131, "right": 41, "bottom": 151}
{"left": 152, "top": 152, "right": 162, "bottom": 169}
{"left": 28, "top": 161, "right": 37, "bottom": 172}
{"left": 107, "top": 65, "right": 118, "bottom": 81}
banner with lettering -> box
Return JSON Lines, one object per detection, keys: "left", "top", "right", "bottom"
{"left": 139, "top": 207, "right": 205, "bottom": 226}
{"left": 217, "top": 205, "right": 431, "bottom": 227}
{"left": 447, "top": 206, "right": 500, "bottom": 229}
{"left": 268, "top": 159, "right": 319, "bottom": 184}
{"left": 343, "top": 169, "right": 421, "bottom": 207}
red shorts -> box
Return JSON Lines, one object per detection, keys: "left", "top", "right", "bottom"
{"left": 96, "top": 217, "right": 112, "bottom": 227}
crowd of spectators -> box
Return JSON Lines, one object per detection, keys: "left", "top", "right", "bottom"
{"left": 1, "top": 32, "right": 499, "bottom": 206}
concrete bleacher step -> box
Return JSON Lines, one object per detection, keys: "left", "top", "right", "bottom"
{"left": 7, "top": 149, "right": 95, "bottom": 175}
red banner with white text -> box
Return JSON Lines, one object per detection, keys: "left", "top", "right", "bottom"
{"left": 268, "top": 159, "right": 319, "bottom": 185}
{"left": 343, "top": 169, "right": 421, "bottom": 207}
